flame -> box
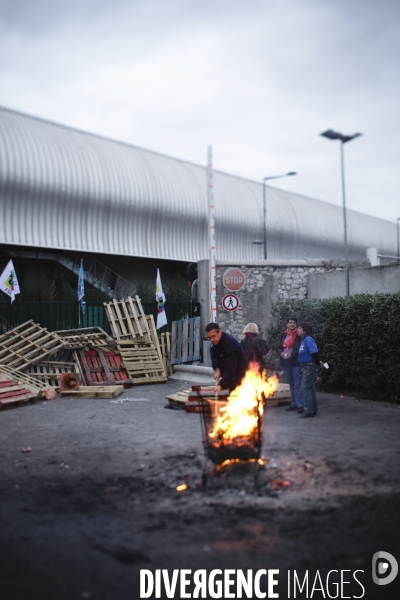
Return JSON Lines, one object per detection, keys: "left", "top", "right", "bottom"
{"left": 208, "top": 369, "right": 278, "bottom": 443}
{"left": 176, "top": 483, "right": 188, "bottom": 492}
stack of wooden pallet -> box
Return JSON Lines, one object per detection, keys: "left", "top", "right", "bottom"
{"left": 103, "top": 296, "right": 167, "bottom": 384}
{"left": 0, "top": 295, "right": 170, "bottom": 408}
{"left": 0, "top": 321, "right": 66, "bottom": 402}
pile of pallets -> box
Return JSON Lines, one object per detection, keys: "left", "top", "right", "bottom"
{"left": 0, "top": 296, "right": 170, "bottom": 407}
{"left": 103, "top": 297, "right": 167, "bottom": 384}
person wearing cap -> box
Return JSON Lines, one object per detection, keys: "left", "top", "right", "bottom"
{"left": 277, "top": 316, "right": 303, "bottom": 413}
{"left": 205, "top": 323, "right": 249, "bottom": 394}
{"left": 240, "top": 323, "right": 269, "bottom": 375}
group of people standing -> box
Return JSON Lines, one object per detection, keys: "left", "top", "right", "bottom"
{"left": 205, "top": 316, "right": 322, "bottom": 419}
{"left": 278, "top": 317, "right": 322, "bottom": 418}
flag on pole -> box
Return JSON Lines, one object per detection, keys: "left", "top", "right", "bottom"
{"left": 77, "top": 259, "right": 86, "bottom": 315}
{"left": 156, "top": 269, "right": 167, "bottom": 329}
{"left": 0, "top": 260, "right": 20, "bottom": 303}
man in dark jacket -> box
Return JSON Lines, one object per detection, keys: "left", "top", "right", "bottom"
{"left": 205, "top": 323, "right": 249, "bottom": 394}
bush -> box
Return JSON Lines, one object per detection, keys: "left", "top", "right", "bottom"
{"left": 266, "top": 293, "right": 400, "bottom": 402}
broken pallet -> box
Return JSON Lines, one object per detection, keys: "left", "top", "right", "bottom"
{"left": 0, "top": 320, "right": 65, "bottom": 370}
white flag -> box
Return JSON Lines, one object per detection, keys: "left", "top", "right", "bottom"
{"left": 155, "top": 269, "right": 167, "bottom": 329}
{"left": 0, "top": 260, "right": 20, "bottom": 303}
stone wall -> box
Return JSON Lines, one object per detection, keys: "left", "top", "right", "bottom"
{"left": 198, "top": 259, "right": 341, "bottom": 339}
{"left": 215, "top": 260, "right": 337, "bottom": 339}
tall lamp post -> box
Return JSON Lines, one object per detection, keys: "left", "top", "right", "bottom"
{"left": 253, "top": 171, "right": 297, "bottom": 259}
{"left": 320, "top": 129, "right": 362, "bottom": 296}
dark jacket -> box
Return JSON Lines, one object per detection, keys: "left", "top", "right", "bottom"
{"left": 240, "top": 334, "right": 269, "bottom": 370}
{"left": 277, "top": 332, "right": 301, "bottom": 367}
{"left": 210, "top": 331, "right": 249, "bottom": 392}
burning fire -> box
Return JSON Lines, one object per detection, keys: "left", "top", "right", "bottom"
{"left": 209, "top": 368, "right": 278, "bottom": 444}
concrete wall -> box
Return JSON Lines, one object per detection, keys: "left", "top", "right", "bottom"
{"left": 198, "top": 259, "right": 335, "bottom": 339}
{"left": 308, "top": 264, "right": 400, "bottom": 299}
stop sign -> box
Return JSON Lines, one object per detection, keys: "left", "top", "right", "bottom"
{"left": 223, "top": 268, "right": 245, "bottom": 292}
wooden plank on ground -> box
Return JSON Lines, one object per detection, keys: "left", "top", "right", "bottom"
{"left": 60, "top": 385, "right": 124, "bottom": 399}
{"left": 165, "top": 388, "right": 191, "bottom": 410}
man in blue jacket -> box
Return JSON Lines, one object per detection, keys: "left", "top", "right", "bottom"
{"left": 205, "top": 323, "right": 249, "bottom": 394}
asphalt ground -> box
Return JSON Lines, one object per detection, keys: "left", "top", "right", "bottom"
{"left": 1, "top": 378, "right": 400, "bottom": 599}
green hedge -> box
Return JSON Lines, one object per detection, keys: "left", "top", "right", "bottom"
{"left": 265, "top": 293, "right": 400, "bottom": 402}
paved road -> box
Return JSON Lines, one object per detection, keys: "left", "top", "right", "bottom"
{"left": 1, "top": 379, "right": 400, "bottom": 599}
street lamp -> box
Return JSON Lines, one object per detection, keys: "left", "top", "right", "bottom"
{"left": 320, "top": 129, "right": 362, "bottom": 296}
{"left": 253, "top": 171, "right": 297, "bottom": 259}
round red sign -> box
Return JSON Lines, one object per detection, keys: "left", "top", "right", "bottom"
{"left": 222, "top": 294, "right": 240, "bottom": 311}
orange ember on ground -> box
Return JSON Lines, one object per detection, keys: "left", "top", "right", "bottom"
{"left": 176, "top": 483, "right": 188, "bottom": 492}
{"left": 209, "top": 369, "right": 278, "bottom": 442}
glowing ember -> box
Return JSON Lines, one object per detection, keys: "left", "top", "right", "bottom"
{"left": 176, "top": 483, "right": 188, "bottom": 492}
{"left": 208, "top": 368, "right": 278, "bottom": 444}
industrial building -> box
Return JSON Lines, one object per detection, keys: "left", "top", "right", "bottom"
{"left": 0, "top": 105, "right": 397, "bottom": 298}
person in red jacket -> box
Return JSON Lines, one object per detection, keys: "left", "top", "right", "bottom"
{"left": 277, "top": 316, "right": 303, "bottom": 413}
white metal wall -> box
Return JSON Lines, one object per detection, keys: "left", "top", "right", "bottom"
{"left": 0, "top": 106, "right": 396, "bottom": 262}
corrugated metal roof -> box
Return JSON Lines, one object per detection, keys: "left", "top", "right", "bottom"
{"left": 0, "top": 106, "right": 396, "bottom": 261}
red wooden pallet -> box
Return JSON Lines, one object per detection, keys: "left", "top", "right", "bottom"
{"left": 0, "top": 377, "right": 37, "bottom": 410}
{"left": 75, "top": 349, "right": 132, "bottom": 388}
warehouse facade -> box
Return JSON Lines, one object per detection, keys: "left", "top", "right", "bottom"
{"left": 0, "top": 105, "right": 397, "bottom": 289}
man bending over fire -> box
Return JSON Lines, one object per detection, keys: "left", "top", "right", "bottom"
{"left": 205, "top": 323, "right": 249, "bottom": 394}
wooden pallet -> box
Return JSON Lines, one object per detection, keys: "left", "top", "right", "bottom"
{"left": 165, "top": 386, "right": 229, "bottom": 412}
{"left": 22, "top": 361, "right": 80, "bottom": 388}
{"left": 103, "top": 296, "right": 150, "bottom": 340}
{"left": 171, "top": 317, "right": 201, "bottom": 364}
{"left": 60, "top": 385, "right": 124, "bottom": 399}
{"left": 117, "top": 339, "right": 167, "bottom": 384}
{"left": 160, "top": 331, "right": 173, "bottom": 376}
{"left": 54, "top": 327, "right": 115, "bottom": 349}
{"left": 0, "top": 320, "right": 65, "bottom": 370}
{"left": 0, "top": 365, "right": 51, "bottom": 396}
{"left": 0, "top": 375, "right": 38, "bottom": 410}
{"left": 146, "top": 314, "right": 166, "bottom": 377}
{"left": 74, "top": 349, "right": 132, "bottom": 387}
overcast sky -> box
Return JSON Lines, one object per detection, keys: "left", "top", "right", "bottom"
{"left": 0, "top": 0, "right": 399, "bottom": 223}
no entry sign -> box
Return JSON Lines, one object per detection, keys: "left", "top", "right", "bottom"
{"left": 222, "top": 294, "right": 240, "bottom": 311}
{"left": 223, "top": 268, "right": 245, "bottom": 292}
